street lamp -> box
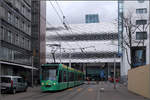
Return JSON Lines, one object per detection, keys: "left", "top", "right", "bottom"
{"left": 113, "top": 54, "right": 116, "bottom": 89}
{"left": 0, "top": 61, "right": 1, "bottom": 97}
{"left": 32, "top": 56, "right": 34, "bottom": 88}
{"left": 107, "top": 42, "right": 118, "bottom": 89}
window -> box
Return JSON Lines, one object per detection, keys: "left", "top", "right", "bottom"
{"left": 8, "top": 31, "right": 12, "bottom": 43}
{"left": 22, "top": 21, "right": 25, "bottom": 30}
{"left": 27, "top": 25, "right": 30, "bottom": 34}
{"left": 27, "top": 39, "right": 30, "bottom": 49}
{"left": 18, "top": 78, "right": 23, "bottom": 83}
{"left": 15, "top": 17, "right": 19, "bottom": 27}
{"left": 22, "top": 37, "right": 24, "bottom": 48}
{"left": 4, "top": 30, "right": 8, "bottom": 41}
{"left": 131, "top": 47, "right": 146, "bottom": 68}
{"left": 1, "top": 77, "right": 11, "bottom": 83}
{"left": 136, "top": 32, "right": 147, "bottom": 40}
{"left": 27, "top": 9, "right": 31, "bottom": 19}
{"left": 21, "top": 5, "right": 25, "bottom": 14}
{"left": 11, "top": 33, "right": 15, "bottom": 44}
{"left": 63, "top": 71, "right": 67, "bottom": 82}
{"left": 15, "top": 34, "right": 19, "bottom": 45}
{"left": 138, "top": 0, "right": 145, "bottom": 3}
{"left": 136, "top": 20, "right": 147, "bottom": 25}
{"left": 70, "top": 72, "right": 74, "bottom": 81}
{"left": 15, "top": 0, "right": 20, "bottom": 9}
{"left": 0, "top": 27, "right": 4, "bottom": 40}
{"left": 42, "top": 69, "right": 57, "bottom": 80}
{"left": 136, "top": 8, "right": 147, "bottom": 14}
{"left": 7, "top": 12, "right": 11, "bottom": 23}
{"left": 58, "top": 71, "right": 62, "bottom": 82}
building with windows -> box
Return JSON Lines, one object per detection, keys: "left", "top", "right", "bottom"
{"left": 46, "top": 22, "right": 120, "bottom": 80}
{"left": 0, "top": 0, "right": 33, "bottom": 78}
{"left": 119, "top": 0, "right": 150, "bottom": 81}
{"left": 31, "top": 0, "right": 46, "bottom": 81}
{"left": 0, "top": 0, "right": 46, "bottom": 85}
{"left": 85, "top": 14, "right": 99, "bottom": 23}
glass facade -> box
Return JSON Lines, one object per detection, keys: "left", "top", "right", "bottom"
{"left": 85, "top": 14, "right": 99, "bottom": 23}
{"left": 118, "top": 0, "right": 123, "bottom": 56}
{"left": 31, "top": 0, "right": 46, "bottom": 67}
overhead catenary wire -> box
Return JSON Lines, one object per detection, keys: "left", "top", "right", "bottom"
{"left": 49, "top": 0, "right": 84, "bottom": 50}
{"left": 45, "top": 1, "right": 99, "bottom": 62}
{"left": 54, "top": 0, "right": 96, "bottom": 53}
{"left": 40, "top": 10, "right": 93, "bottom": 56}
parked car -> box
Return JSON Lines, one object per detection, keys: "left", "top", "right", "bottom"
{"left": 0, "top": 75, "right": 28, "bottom": 94}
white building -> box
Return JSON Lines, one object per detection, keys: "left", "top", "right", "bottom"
{"left": 46, "top": 22, "right": 121, "bottom": 79}
{"left": 46, "top": 22, "right": 120, "bottom": 63}
{"left": 121, "top": 0, "right": 150, "bottom": 80}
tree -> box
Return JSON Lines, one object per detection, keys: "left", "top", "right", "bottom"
{"left": 122, "top": 9, "right": 150, "bottom": 68}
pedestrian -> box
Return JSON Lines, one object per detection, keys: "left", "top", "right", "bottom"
{"left": 100, "top": 70, "right": 105, "bottom": 84}
{"left": 87, "top": 77, "right": 90, "bottom": 85}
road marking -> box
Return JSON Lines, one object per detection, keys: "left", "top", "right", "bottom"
{"left": 68, "top": 88, "right": 73, "bottom": 91}
{"left": 88, "top": 88, "right": 93, "bottom": 92}
{"left": 77, "top": 88, "right": 82, "bottom": 92}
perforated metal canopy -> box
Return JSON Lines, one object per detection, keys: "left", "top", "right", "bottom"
{"left": 46, "top": 22, "right": 120, "bottom": 63}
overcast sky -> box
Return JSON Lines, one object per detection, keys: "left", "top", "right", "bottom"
{"left": 46, "top": 1, "right": 118, "bottom": 25}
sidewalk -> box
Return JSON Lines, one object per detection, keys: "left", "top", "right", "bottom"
{"left": 98, "top": 82, "right": 150, "bottom": 100}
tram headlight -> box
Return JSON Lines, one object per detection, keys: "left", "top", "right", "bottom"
{"left": 41, "top": 82, "right": 44, "bottom": 86}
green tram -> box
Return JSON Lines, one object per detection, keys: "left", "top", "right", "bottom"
{"left": 40, "top": 64, "right": 85, "bottom": 92}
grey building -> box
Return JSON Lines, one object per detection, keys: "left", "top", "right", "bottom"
{"left": 85, "top": 14, "right": 99, "bottom": 23}
{"left": 31, "top": 0, "right": 46, "bottom": 81}
{"left": 0, "top": 0, "right": 35, "bottom": 84}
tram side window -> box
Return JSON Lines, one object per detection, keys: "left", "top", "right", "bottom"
{"left": 75, "top": 73, "right": 77, "bottom": 81}
{"left": 63, "top": 71, "right": 67, "bottom": 82}
{"left": 58, "top": 71, "right": 62, "bottom": 82}
{"left": 74, "top": 73, "right": 76, "bottom": 81}
{"left": 69, "top": 72, "right": 72, "bottom": 81}
{"left": 76, "top": 73, "right": 78, "bottom": 81}
{"left": 71, "top": 72, "right": 74, "bottom": 81}
{"left": 79, "top": 74, "right": 82, "bottom": 81}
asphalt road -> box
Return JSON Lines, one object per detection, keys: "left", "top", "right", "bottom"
{"left": 1, "top": 82, "right": 149, "bottom": 100}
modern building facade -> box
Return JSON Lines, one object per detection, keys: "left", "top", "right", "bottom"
{"left": 31, "top": 0, "right": 46, "bottom": 67}
{"left": 0, "top": 0, "right": 33, "bottom": 78}
{"left": 46, "top": 22, "right": 120, "bottom": 80}
{"left": 31, "top": 0, "right": 46, "bottom": 81}
{"left": 119, "top": 0, "right": 150, "bottom": 81}
{"left": 85, "top": 14, "right": 99, "bottom": 23}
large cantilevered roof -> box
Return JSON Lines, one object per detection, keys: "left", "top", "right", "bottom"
{"left": 46, "top": 22, "right": 120, "bottom": 63}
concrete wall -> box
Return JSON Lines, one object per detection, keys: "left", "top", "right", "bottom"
{"left": 128, "top": 64, "right": 150, "bottom": 99}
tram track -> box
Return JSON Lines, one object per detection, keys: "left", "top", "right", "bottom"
{"left": 55, "top": 84, "right": 88, "bottom": 100}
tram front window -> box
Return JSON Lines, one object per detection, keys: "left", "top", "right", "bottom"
{"left": 42, "top": 69, "right": 57, "bottom": 81}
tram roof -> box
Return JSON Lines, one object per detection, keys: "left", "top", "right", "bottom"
{"left": 41, "top": 63, "right": 83, "bottom": 73}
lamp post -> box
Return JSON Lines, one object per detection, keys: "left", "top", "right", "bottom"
{"left": 69, "top": 51, "right": 71, "bottom": 67}
{"left": 32, "top": 56, "right": 34, "bottom": 88}
{"left": 0, "top": 61, "right": 1, "bottom": 97}
{"left": 107, "top": 42, "right": 118, "bottom": 89}
{"left": 114, "top": 54, "right": 116, "bottom": 89}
